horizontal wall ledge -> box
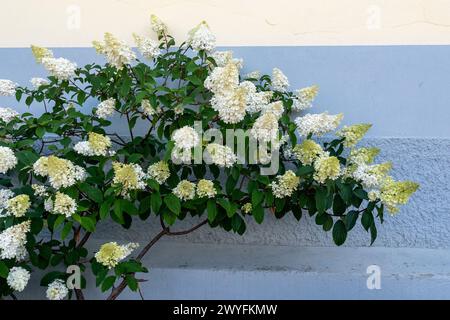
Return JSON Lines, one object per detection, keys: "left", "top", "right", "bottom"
{"left": 17, "top": 242, "right": 450, "bottom": 299}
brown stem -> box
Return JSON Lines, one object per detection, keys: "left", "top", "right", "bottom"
{"left": 135, "top": 229, "right": 168, "bottom": 262}
{"left": 75, "top": 289, "right": 85, "bottom": 300}
{"left": 77, "top": 232, "right": 91, "bottom": 248}
{"left": 106, "top": 219, "right": 208, "bottom": 300}
{"left": 165, "top": 219, "right": 208, "bottom": 236}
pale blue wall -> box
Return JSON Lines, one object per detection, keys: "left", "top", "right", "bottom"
{"left": 2, "top": 46, "right": 450, "bottom": 300}
{"left": 1, "top": 46, "right": 450, "bottom": 137}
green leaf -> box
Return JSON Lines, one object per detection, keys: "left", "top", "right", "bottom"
{"left": 315, "top": 187, "right": 328, "bottom": 213}
{"left": 251, "top": 189, "right": 264, "bottom": 207}
{"left": 40, "top": 271, "right": 65, "bottom": 286}
{"left": 121, "top": 199, "right": 138, "bottom": 215}
{"left": 53, "top": 215, "right": 65, "bottom": 230}
{"left": 126, "top": 275, "right": 139, "bottom": 292}
{"left": 257, "top": 175, "right": 270, "bottom": 185}
{"left": 323, "top": 215, "right": 333, "bottom": 231}
{"left": 345, "top": 210, "right": 359, "bottom": 231}
{"left": 297, "top": 165, "right": 314, "bottom": 176}
{"left": 79, "top": 183, "right": 103, "bottom": 203}
{"left": 332, "top": 194, "right": 346, "bottom": 215}
{"left": 354, "top": 188, "right": 368, "bottom": 200}
{"left": 164, "top": 194, "right": 181, "bottom": 216}
{"left": 218, "top": 198, "right": 237, "bottom": 218}
{"left": 253, "top": 205, "right": 264, "bottom": 224}
{"left": 207, "top": 199, "right": 217, "bottom": 222}
{"left": 163, "top": 141, "right": 175, "bottom": 161}
{"left": 101, "top": 276, "right": 116, "bottom": 292}
{"left": 0, "top": 261, "right": 9, "bottom": 278}
{"left": 112, "top": 199, "right": 125, "bottom": 224}
{"left": 225, "top": 175, "right": 237, "bottom": 195}
{"left": 151, "top": 192, "right": 162, "bottom": 213}
{"left": 332, "top": 220, "right": 347, "bottom": 246}
{"left": 162, "top": 211, "right": 177, "bottom": 225}
{"left": 231, "top": 214, "right": 243, "bottom": 232}
{"left": 61, "top": 221, "right": 73, "bottom": 240}
{"left": 376, "top": 204, "right": 385, "bottom": 224}
{"left": 337, "top": 182, "right": 352, "bottom": 204}
{"left": 361, "top": 210, "right": 374, "bottom": 231}
{"left": 370, "top": 223, "right": 377, "bottom": 245}
{"left": 100, "top": 201, "right": 111, "bottom": 220}
{"left": 80, "top": 216, "right": 96, "bottom": 232}
{"left": 35, "top": 127, "right": 45, "bottom": 138}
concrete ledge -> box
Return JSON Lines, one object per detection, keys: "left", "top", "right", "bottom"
{"left": 18, "top": 241, "right": 450, "bottom": 300}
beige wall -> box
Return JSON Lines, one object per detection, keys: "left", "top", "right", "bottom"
{"left": 1, "top": 0, "right": 450, "bottom": 47}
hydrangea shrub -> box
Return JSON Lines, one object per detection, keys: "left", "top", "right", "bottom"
{"left": 0, "top": 16, "right": 418, "bottom": 300}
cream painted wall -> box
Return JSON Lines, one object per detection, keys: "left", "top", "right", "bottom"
{"left": 1, "top": 0, "right": 450, "bottom": 47}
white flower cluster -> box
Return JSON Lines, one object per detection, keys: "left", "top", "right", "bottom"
{"left": 0, "top": 220, "right": 30, "bottom": 260}
{"left": 30, "top": 77, "right": 50, "bottom": 89}
{"left": 313, "top": 154, "right": 341, "bottom": 183}
{"left": 74, "top": 132, "right": 113, "bottom": 157}
{"left": 210, "top": 51, "right": 243, "bottom": 68}
{"left": 0, "top": 107, "right": 19, "bottom": 123}
{"left": 133, "top": 34, "right": 161, "bottom": 60}
{"left": 205, "top": 59, "right": 250, "bottom": 124}
{"left": 250, "top": 112, "right": 279, "bottom": 143}
{"left": 0, "top": 79, "right": 17, "bottom": 96}
{"left": 196, "top": 179, "right": 217, "bottom": 198}
{"left": 93, "top": 33, "right": 136, "bottom": 70}
{"left": 6, "top": 194, "right": 30, "bottom": 217}
{"left": 205, "top": 60, "right": 239, "bottom": 95}
{"left": 171, "top": 126, "right": 200, "bottom": 163}
{"left": 210, "top": 85, "right": 248, "bottom": 124}
{"left": 147, "top": 161, "right": 170, "bottom": 184}
{"left": 31, "top": 46, "right": 76, "bottom": 80}
{"left": 33, "top": 156, "right": 86, "bottom": 189}
{"left": 172, "top": 126, "right": 200, "bottom": 149}
{"left": 0, "top": 146, "right": 17, "bottom": 173}
{"left": 32, "top": 184, "right": 48, "bottom": 197}
{"left": 42, "top": 57, "right": 77, "bottom": 81}
{"left": 292, "top": 85, "right": 319, "bottom": 111}
{"left": 150, "top": 14, "right": 167, "bottom": 35}
{"left": 295, "top": 112, "right": 343, "bottom": 137}
{"left": 173, "top": 180, "right": 196, "bottom": 201}
{"left": 240, "top": 81, "right": 272, "bottom": 114}
{"left": 7, "top": 267, "right": 30, "bottom": 292}
{"left": 0, "top": 189, "right": 14, "bottom": 217}
{"left": 271, "top": 68, "right": 289, "bottom": 92}
{"left": 95, "top": 98, "right": 116, "bottom": 119}
{"left": 187, "top": 21, "right": 216, "bottom": 52}
{"left": 204, "top": 143, "right": 237, "bottom": 167}
{"left": 112, "top": 162, "right": 147, "bottom": 197}
{"left": 45, "top": 192, "right": 77, "bottom": 217}
{"left": 95, "top": 242, "right": 139, "bottom": 269}
{"left": 262, "top": 101, "right": 284, "bottom": 119}
{"left": 352, "top": 162, "right": 392, "bottom": 189}
{"left": 46, "top": 279, "right": 68, "bottom": 300}
{"left": 244, "top": 70, "right": 261, "bottom": 79}
{"left": 140, "top": 99, "right": 156, "bottom": 116}
{"left": 270, "top": 170, "right": 300, "bottom": 198}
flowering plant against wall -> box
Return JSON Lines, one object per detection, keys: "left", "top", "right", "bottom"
{"left": 0, "top": 16, "right": 418, "bottom": 300}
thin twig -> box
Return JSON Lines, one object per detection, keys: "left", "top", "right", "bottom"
{"left": 77, "top": 232, "right": 91, "bottom": 248}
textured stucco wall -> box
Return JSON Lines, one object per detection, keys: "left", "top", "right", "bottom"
{"left": 92, "top": 138, "right": 450, "bottom": 249}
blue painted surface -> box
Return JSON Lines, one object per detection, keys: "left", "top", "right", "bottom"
{"left": 0, "top": 46, "right": 449, "bottom": 137}
{"left": 1, "top": 47, "right": 449, "bottom": 299}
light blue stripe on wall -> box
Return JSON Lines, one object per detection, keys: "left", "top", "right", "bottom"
{"left": 0, "top": 46, "right": 449, "bottom": 137}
